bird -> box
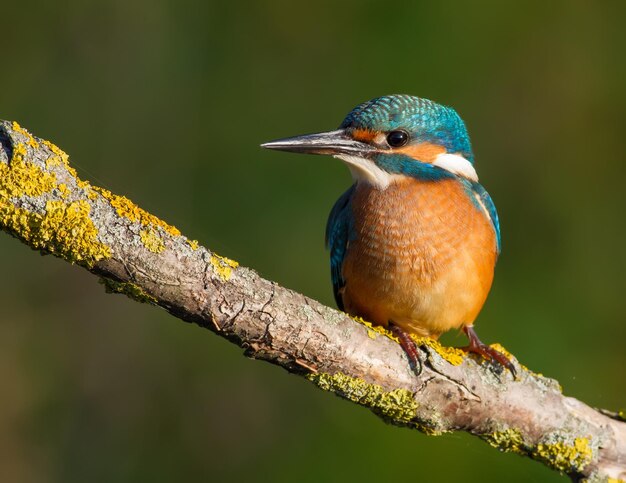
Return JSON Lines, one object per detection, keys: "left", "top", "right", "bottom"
{"left": 262, "top": 94, "right": 515, "bottom": 376}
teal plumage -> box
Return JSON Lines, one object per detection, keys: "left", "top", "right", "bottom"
{"left": 468, "top": 180, "right": 501, "bottom": 254}
{"left": 325, "top": 184, "right": 354, "bottom": 311}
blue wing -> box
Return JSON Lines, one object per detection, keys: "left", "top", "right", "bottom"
{"left": 470, "top": 181, "right": 501, "bottom": 255}
{"left": 325, "top": 185, "right": 355, "bottom": 311}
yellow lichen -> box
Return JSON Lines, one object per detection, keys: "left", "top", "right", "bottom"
{"left": 57, "top": 183, "right": 70, "bottom": 199}
{"left": 210, "top": 253, "right": 239, "bottom": 281}
{"left": 350, "top": 316, "right": 466, "bottom": 365}
{"left": 352, "top": 316, "right": 399, "bottom": 341}
{"left": 0, "top": 140, "right": 110, "bottom": 267}
{"left": 187, "top": 239, "right": 199, "bottom": 250}
{"left": 139, "top": 227, "right": 165, "bottom": 253}
{"left": 43, "top": 141, "right": 86, "bottom": 191}
{"left": 607, "top": 478, "right": 626, "bottom": 483}
{"left": 413, "top": 336, "right": 466, "bottom": 366}
{"left": 86, "top": 187, "right": 98, "bottom": 200}
{"left": 308, "top": 371, "right": 418, "bottom": 424}
{"left": 2, "top": 123, "right": 187, "bottom": 268}
{"left": 12, "top": 122, "right": 39, "bottom": 149}
{"left": 533, "top": 436, "right": 594, "bottom": 474}
{"left": 94, "top": 187, "right": 181, "bottom": 238}
{"left": 45, "top": 155, "right": 62, "bottom": 169}
{"left": 41, "top": 138, "right": 93, "bottom": 191}
{"left": 0, "top": 200, "right": 111, "bottom": 266}
{"left": 0, "top": 148, "right": 57, "bottom": 198}
{"left": 482, "top": 428, "right": 527, "bottom": 455}
{"left": 100, "top": 278, "right": 158, "bottom": 305}
{"left": 484, "top": 430, "right": 596, "bottom": 473}
{"left": 41, "top": 139, "right": 69, "bottom": 162}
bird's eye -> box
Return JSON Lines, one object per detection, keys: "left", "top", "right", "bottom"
{"left": 386, "top": 130, "right": 409, "bottom": 148}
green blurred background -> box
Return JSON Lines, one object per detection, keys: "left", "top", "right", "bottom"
{"left": 1, "top": 1, "right": 625, "bottom": 482}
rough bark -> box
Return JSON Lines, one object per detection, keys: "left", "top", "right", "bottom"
{"left": 0, "top": 120, "right": 624, "bottom": 482}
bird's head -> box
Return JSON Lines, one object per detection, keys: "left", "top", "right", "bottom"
{"left": 262, "top": 94, "right": 477, "bottom": 188}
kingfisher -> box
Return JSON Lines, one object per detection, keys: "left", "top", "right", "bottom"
{"left": 262, "top": 94, "right": 514, "bottom": 376}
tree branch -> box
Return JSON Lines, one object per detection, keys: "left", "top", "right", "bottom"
{"left": 0, "top": 120, "right": 624, "bottom": 482}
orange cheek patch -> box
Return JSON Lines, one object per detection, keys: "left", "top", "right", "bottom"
{"left": 351, "top": 128, "right": 378, "bottom": 143}
{"left": 395, "top": 142, "right": 446, "bottom": 163}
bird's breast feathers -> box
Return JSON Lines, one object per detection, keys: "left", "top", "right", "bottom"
{"left": 340, "top": 176, "right": 497, "bottom": 337}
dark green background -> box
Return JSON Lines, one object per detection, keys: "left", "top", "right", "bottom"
{"left": 1, "top": 1, "right": 624, "bottom": 482}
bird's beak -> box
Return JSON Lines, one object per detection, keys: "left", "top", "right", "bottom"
{"left": 261, "top": 129, "right": 375, "bottom": 156}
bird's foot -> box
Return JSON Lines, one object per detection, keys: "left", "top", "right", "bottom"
{"left": 461, "top": 325, "right": 517, "bottom": 378}
{"left": 389, "top": 323, "right": 422, "bottom": 375}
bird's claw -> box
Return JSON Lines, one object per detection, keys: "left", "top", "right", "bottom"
{"left": 462, "top": 325, "right": 517, "bottom": 378}
{"left": 389, "top": 323, "right": 423, "bottom": 375}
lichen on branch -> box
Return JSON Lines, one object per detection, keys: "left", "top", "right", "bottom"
{"left": 0, "top": 126, "right": 110, "bottom": 266}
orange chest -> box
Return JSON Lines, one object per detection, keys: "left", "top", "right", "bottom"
{"left": 346, "top": 177, "right": 497, "bottom": 282}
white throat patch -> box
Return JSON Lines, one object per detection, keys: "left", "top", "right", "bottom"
{"left": 432, "top": 153, "right": 478, "bottom": 182}
{"left": 334, "top": 154, "right": 396, "bottom": 189}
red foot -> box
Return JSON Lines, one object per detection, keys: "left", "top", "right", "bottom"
{"left": 462, "top": 326, "right": 517, "bottom": 378}
{"left": 389, "top": 323, "right": 422, "bottom": 375}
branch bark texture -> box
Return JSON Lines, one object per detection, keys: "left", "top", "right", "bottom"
{"left": 0, "top": 121, "right": 624, "bottom": 482}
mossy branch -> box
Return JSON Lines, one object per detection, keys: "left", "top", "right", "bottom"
{"left": 0, "top": 120, "right": 624, "bottom": 482}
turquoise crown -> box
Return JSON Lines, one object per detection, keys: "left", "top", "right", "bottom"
{"left": 340, "top": 94, "right": 474, "bottom": 163}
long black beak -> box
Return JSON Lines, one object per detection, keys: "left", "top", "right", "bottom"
{"left": 261, "top": 129, "right": 375, "bottom": 156}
